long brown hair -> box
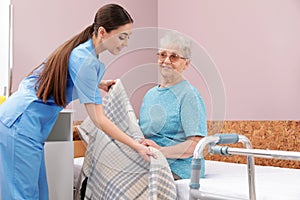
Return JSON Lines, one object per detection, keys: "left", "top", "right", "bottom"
{"left": 35, "top": 4, "right": 133, "bottom": 107}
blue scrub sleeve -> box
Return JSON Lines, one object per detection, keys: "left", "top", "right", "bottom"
{"left": 181, "top": 91, "right": 207, "bottom": 138}
{"left": 69, "top": 55, "right": 102, "bottom": 104}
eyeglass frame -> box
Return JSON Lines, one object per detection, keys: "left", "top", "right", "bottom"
{"left": 156, "top": 50, "right": 187, "bottom": 63}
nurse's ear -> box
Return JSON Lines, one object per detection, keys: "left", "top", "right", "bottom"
{"left": 97, "top": 27, "right": 106, "bottom": 38}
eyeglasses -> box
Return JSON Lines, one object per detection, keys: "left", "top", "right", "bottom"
{"left": 157, "top": 51, "right": 186, "bottom": 63}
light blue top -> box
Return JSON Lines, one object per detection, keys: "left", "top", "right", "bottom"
{"left": 139, "top": 80, "right": 207, "bottom": 179}
{"left": 0, "top": 38, "right": 105, "bottom": 141}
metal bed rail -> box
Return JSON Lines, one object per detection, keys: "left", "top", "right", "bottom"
{"left": 189, "top": 133, "right": 300, "bottom": 200}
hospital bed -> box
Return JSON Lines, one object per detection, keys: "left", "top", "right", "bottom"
{"left": 73, "top": 134, "right": 300, "bottom": 200}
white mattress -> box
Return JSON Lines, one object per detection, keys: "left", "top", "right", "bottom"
{"left": 176, "top": 160, "right": 300, "bottom": 200}
{"left": 73, "top": 157, "right": 85, "bottom": 190}
{"left": 74, "top": 158, "right": 300, "bottom": 200}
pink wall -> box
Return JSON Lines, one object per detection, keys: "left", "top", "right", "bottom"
{"left": 11, "top": 0, "right": 158, "bottom": 120}
{"left": 158, "top": 0, "right": 300, "bottom": 120}
{"left": 11, "top": 0, "right": 300, "bottom": 120}
{"left": 11, "top": 0, "right": 157, "bottom": 90}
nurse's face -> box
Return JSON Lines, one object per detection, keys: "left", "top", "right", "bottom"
{"left": 102, "top": 23, "right": 133, "bottom": 55}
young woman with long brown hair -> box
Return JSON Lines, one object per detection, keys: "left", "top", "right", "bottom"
{"left": 0, "top": 4, "right": 153, "bottom": 200}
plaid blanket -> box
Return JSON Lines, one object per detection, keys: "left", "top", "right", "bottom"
{"left": 76, "top": 79, "right": 177, "bottom": 200}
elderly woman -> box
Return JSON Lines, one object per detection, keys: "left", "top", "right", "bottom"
{"left": 139, "top": 31, "right": 207, "bottom": 180}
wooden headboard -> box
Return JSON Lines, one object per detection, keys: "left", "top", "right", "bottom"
{"left": 74, "top": 140, "right": 87, "bottom": 158}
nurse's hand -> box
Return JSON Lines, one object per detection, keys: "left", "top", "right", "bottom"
{"left": 98, "top": 80, "right": 116, "bottom": 92}
{"left": 140, "top": 139, "right": 161, "bottom": 150}
{"left": 134, "top": 143, "right": 157, "bottom": 162}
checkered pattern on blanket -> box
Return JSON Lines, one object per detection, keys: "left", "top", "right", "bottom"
{"left": 76, "top": 79, "right": 177, "bottom": 200}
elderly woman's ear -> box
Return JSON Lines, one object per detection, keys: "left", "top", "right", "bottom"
{"left": 183, "top": 59, "right": 190, "bottom": 70}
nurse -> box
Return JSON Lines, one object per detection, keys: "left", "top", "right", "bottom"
{"left": 0, "top": 4, "right": 153, "bottom": 200}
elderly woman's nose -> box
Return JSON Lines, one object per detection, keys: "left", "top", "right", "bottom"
{"left": 162, "top": 56, "right": 172, "bottom": 64}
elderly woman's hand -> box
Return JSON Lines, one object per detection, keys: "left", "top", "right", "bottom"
{"left": 134, "top": 142, "right": 157, "bottom": 162}
{"left": 98, "top": 80, "right": 116, "bottom": 92}
{"left": 140, "top": 139, "right": 161, "bottom": 150}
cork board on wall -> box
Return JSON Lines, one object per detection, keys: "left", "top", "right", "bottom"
{"left": 205, "top": 121, "right": 300, "bottom": 169}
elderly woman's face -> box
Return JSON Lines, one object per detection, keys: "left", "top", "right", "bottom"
{"left": 157, "top": 46, "right": 189, "bottom": 78}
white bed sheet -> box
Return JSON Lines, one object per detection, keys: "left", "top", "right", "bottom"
{"left": 176, "top": 160, "right": 300, "bottom": 200}
{"left": 73, "top": 157, "right": 85, "bottom": 190}
{"left": 74, "top": 158, "right": 300, "bottom": 200}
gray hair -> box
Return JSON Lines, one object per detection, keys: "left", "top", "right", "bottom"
{"left": 160, "top": 31, "right": 192, "bottom": 59}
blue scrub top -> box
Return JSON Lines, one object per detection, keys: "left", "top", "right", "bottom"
{"left": 0, "top": 38, "right": 105, "bottom": 142}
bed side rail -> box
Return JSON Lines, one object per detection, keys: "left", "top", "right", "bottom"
{"left": 190, "top": 134, "right": 255, "bottom": 200}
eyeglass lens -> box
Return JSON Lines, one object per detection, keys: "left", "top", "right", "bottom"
{"left": 157, "top": 51, "right": 185, "bottom": 63}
